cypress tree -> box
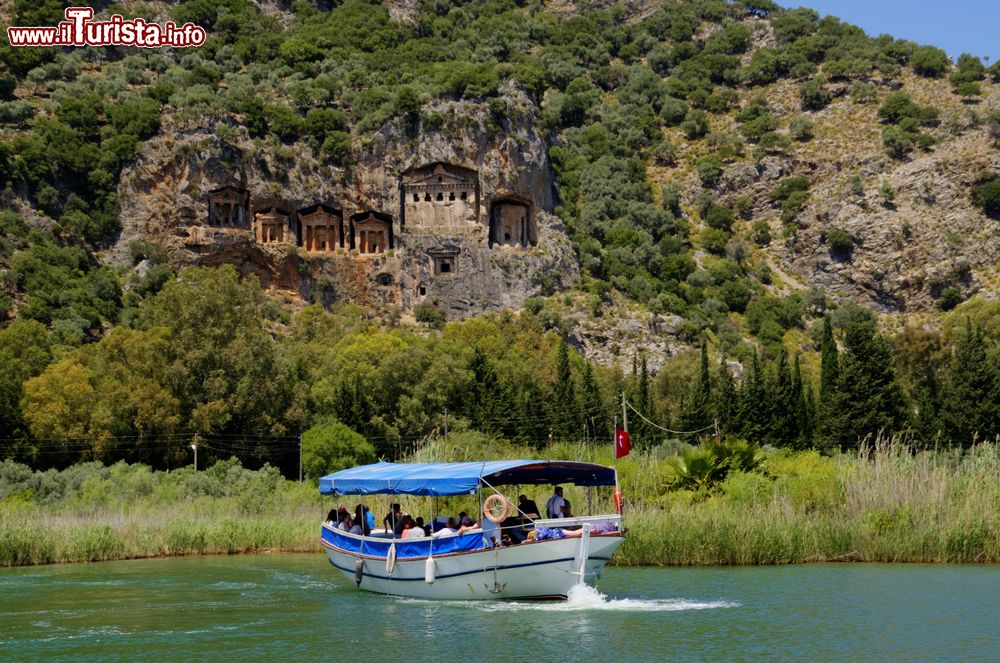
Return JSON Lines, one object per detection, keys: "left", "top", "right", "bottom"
{"left": 517, "top": 379, "right": 549, "bottom": 448}
{"left": 792, "top": 355, "right": 814, "bottom": 448}
{"left": 716, "top": 355, "right": 736, "bottom": 434}
{"left": 767, "top": 351, "right": 796, "bottom": 446}
{"left": 939, "top": 318, "right": 1000, "bottom": 446}
{"left": 819, "top": 316, "right": 838, "bottom": 398}
{"left": 736, "top": 350, "right": 768, "bottom": 443}
{"left": 817, "top": 316, "right": 839, "bottom": 440}
{"left": 552, "top": 339, "right": 578, "bottom": 440}
{"left": 634, "top": 352, "right": 656, "bottom": 444}
{"left": 820, "top": 319, "right": 908, "bottom": 449}
{"left": 579, "top": 361, "right": 603, "bottom": 443}
{"left": 679, "top": 342, "right": 712, "bottom": 432}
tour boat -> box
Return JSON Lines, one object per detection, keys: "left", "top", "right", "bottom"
{"left": 318, "top": 460, "right": 625, "bottom": 600}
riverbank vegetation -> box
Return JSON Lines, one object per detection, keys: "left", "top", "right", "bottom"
{"left": 3, "top": 438, "right": 999, "bottom": 567}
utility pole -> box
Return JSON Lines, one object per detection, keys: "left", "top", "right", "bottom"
{"left": 190, "top": 442, "right": 198, "bottom": 471}
{"left": 298, "top": 434, "right": 303, "bottom": 482}
{"left": 443, "top": 408, "right": 448, "bottom": 437}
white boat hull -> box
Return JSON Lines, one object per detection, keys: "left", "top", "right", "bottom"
{"left": 321, "top": 527, "right": 624, "bottom": 600}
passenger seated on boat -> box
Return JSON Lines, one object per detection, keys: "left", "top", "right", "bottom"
{"left": 393, "top": 512, "right": 411, "bottom": 538}
{"left": 401, "top": 516, "right": 425, "bottom": 539}
{"left": 518, "top": 495, "right": 540, "bottom": 520}
{"left": 456, "top": 518, "right": 481, "bottom": 536}
{"left": 412, "top": 517, "right": 427, "bottom": 538}
{"left": 561, "top": 501, "right": 581, "bottom": 531}
{"left": 432, "top": 517, "right": 459, "bottom": 538}
{"left": 325, "top": 509, "right": 337, "bottom": 526}
{"left": 353, "top": 504, "right": 372, "bottom": 536}
{"left": 338, "top": 514, "right": 353, "bottom": 532}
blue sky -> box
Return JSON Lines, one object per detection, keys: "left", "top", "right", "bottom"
{"left": 777, "top": 1, "right": 998, "bottom": 63}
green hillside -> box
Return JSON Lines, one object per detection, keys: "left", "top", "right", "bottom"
{"left": 1, "top": 0, "right": 999, "bottom": 469}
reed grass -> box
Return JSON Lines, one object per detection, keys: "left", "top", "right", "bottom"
{"left": 2, "top": 439, "right": 999, "bottom": 567}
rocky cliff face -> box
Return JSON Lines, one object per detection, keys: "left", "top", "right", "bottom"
{"left": 112, "top": 85, "right": 578, "bottom": 319}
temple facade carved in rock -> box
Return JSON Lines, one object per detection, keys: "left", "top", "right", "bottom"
{"left": 400, "top": 162, "right": 480, "bottom": 235}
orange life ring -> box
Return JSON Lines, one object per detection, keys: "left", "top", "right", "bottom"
{"left": 483, "top": 494, "right": 511, "bottom": 523}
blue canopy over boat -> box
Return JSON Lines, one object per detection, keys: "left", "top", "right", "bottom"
{"left": 318, "top": 460, "right": 616, "bottom": 496}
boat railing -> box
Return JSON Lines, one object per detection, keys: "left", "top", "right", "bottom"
{"left": 532, "top": 514, "right": 622, "bottom": 529}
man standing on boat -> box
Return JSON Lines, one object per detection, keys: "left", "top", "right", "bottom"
{"left": 383, "top": 503, "right": 402, "bottom": 534}
{"left": 545, "top": 486, "right": 566, "bottom": 519}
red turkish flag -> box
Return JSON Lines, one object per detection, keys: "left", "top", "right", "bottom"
{"left": 615, "top": 427, "right": 631, "bottom": 458}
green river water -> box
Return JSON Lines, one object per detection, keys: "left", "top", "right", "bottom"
{"left": 1, "top": 554, "right": 997, "bottom": 661}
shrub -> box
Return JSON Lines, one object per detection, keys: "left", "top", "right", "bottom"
{"left": 789, "top": 115, "right": 814, "bottom": 141}
{"left": 666, "top": 439, "right": 764, "bottom": 492}
{"left": 700, "top": 227, "right": 730, "bottom": 255}
{"left": 660, "top": 97, "right": 688, "bottom": 125}
{"left": 799, "top": 78, "right": 831, "bottom": 111}
{"left": 971, "top": 176, "right": 1000, "bottom": 218}
{"left": 826, "top": 227, "right": 854, "bottom": 257}
{"left": 696, "top": 153, "right": 724, "bottom": 187}
{"left": 414, "top": 303, "right": 446, "bottom": 328}
{"left": 937, "top": 287, "right": 963, "bottom": 311}
{"left": 680, "top": 108, "right": 709, "bottom": 139}
{"left": 751, "top": 219, "right": 772, "bottom": 246}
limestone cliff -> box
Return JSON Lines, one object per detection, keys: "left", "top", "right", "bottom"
{"left": 112, "top": 85, "right": 578, "bottom": 319}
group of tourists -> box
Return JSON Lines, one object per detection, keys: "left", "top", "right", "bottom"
{"left": 324, "top": 503, "right": 482, "bottom": 540}
{"left": 324, "top": 486, "right": 611, "bottom": 544}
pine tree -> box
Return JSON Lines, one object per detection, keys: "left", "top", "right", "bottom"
{"left": 939, "top": 318, "right": 1000, "bottom": 446}
{"left": 820, "top": 320, "right": 908, "bottom": 449}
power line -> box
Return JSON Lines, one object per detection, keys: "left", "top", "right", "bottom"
{"left": 624, "top": 398, "right": 715, "bottom": 436}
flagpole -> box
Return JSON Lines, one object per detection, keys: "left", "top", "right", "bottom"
{"left": 612, "top": 413, "right": 618, "bottom": 476}
{"left": 621, "top": 391, "right": 628, "bottom": 439}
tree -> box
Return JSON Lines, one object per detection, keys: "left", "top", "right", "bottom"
{"left": 301, "top": 418, "right": 374, "bottom": 480}
{"left": 0, "top": 320, "right": 52, "bottom": 447}
{"left": 715, "top": 356, "right": 736, "bottom": 434}
{"left": 679, "top": 342, "right": 712, "bottom": 432}
{"left": 552, "top": 339, "right": 578, "bottom": 440}
{"left": 735, "top": 351, "right": 768, "bottom": 442}
{"left": 767, "top": 351, "right": 796, "bottom": 446}
{"left": 817, "top": 316, "right": 839, "bottom": 436}
{"left": 793, "top": 356, "right": 815, "bottom": 448}
{"left": 579, "top": 361, "right": 604, "bottom": 442}
{"left": 939, "top": 319, "right": 1000, "bottom": 446}
{"left": 819, "top": 320, "right": 908, "bottom": 449}
{"left": 910, "top": 46, "right": 949, "bottom": 77}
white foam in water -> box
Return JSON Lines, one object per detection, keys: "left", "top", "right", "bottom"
{"left": 401, "top": 584, "right": 739, "bottom": 613}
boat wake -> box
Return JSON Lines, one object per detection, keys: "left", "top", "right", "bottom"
{"left": 398, "top": 584, "right": 739, "bottom": 612}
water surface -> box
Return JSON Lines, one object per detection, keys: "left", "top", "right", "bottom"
{"left": 1, "top": 555, "right": 997, "bottom": 661}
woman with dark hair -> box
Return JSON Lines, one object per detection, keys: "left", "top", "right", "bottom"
{"left": 353, "top": 504, "right": 372, "bottom": 536}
